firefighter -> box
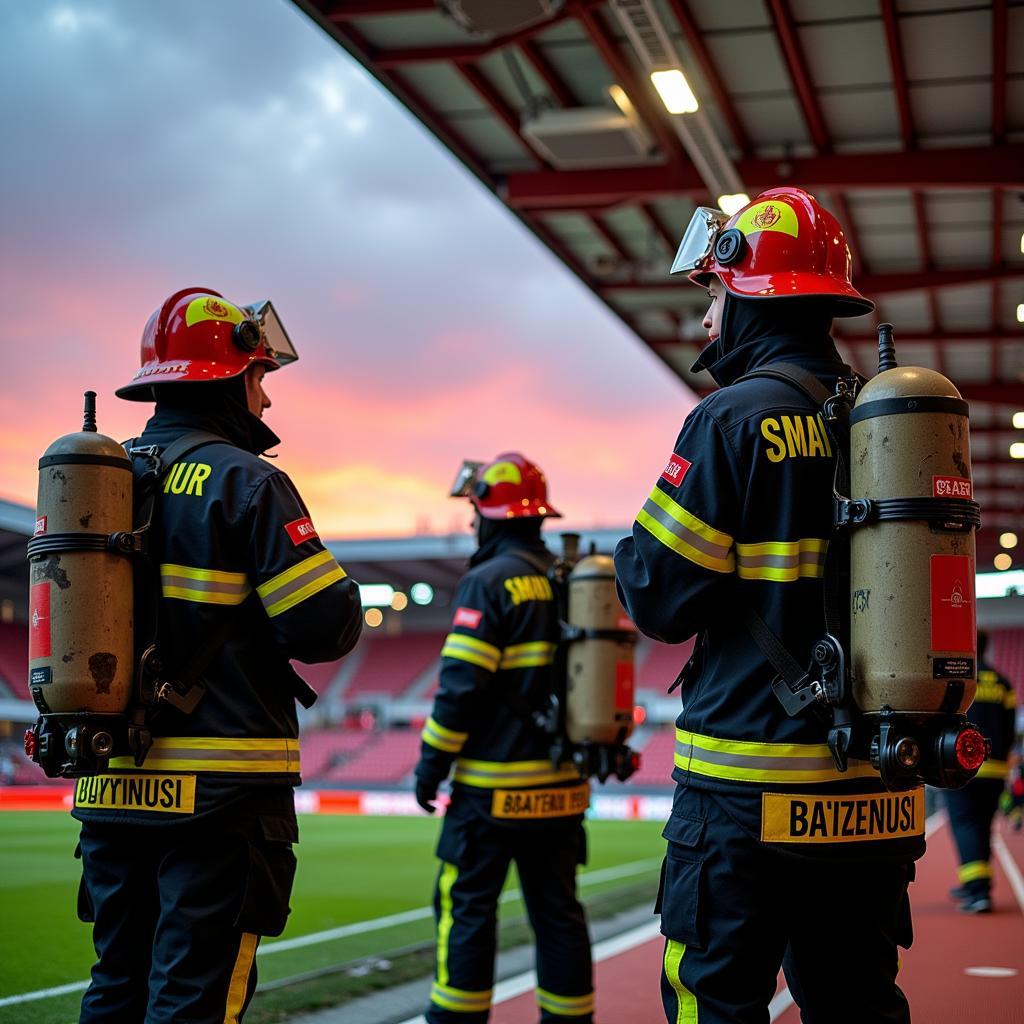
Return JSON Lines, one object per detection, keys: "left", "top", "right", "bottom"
{"left": 73, "top": 287, "right": 362, "bottom": 1023}
{"left": 944, "top": 631, "right": 1018, "bottom": 912}
{"left": 414, "top": 453, "right": 594, "bottom": 1023}
{"left": 615, "top": 189, "right": 921, "bottom": 1024}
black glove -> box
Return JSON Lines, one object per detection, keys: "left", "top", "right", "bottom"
{"left": 415, "top": 776, "right": 439, "bottom": 814}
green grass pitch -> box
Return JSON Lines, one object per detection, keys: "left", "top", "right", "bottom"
{"left": 0, "top": 812, "right": 664, "bottom": 1024}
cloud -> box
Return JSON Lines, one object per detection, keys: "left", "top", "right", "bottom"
{"left": 0, "top": 0, "right": 692, "bottom": 538}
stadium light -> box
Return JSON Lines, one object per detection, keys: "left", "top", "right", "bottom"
{"left": 1013, "top": 411, "right": 1024, "bottom": 429}
{"left": 1018, "top": 303, "right": 1024, "bottom": 323}
{"left": 1001, "top": 532, "right": 1019, "bottom": 549}
{"left": 410, "top": 582, "right": 434, "bottom": 606}
{"left": 650, "top": 70, "right": 699, "bottom": 114}
{"left": 977, "top": 569, "right": 1024, "bottom": 596}
{"left": 359, "top": 583, "right": 395, "bottom": 607}
{"left": 391, "top": 591, "right": 409, "bottom": 612}
{"left": 1011, "top": 442, "right": 1024, "bottom": 459}
{"left": 993, "top": 553, "right": 1013, "bottom": 571}
{"left": 717, "top": 193, "right": 750, "bottom": 216}
{"left": 364, "top": 607, "right": 383, "bottom": 627}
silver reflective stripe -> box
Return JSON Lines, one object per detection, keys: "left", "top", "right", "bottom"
{"left": 640, "top": 496, "right": 732, "bottom": 561}
{"left": 160, "top": 572, "right": 249, "bottom": 596}
{"left": 262, "top": 558, "right": 339, "bottom": 607}
{"left": 675, "top": 737, "right": 837, "bottom": 772}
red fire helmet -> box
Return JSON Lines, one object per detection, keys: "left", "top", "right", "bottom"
{"left": 116, "top": 287, "right": 296, "bottom": 401}
{"left": 671, "top": 187, "right": 874, "bottom": 317}
{"left": 451, "top": 453, "right": 562, "bottom": 520}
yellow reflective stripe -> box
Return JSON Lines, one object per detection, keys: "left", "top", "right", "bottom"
{"left": 441, "top": 633, "right": 501, "bottom": 672}
{"left": 675, "top": 728, "right": 878, "bottom": 785}
{"left": 437, "top": 863, "right": 458, "bottom": 986}
{"left": 976, "top": 759, "right": 1009, "bottom": 779}
{"left": 430, "top": 982, "right": 493, "bottom": 1013}
{"left": 663, "top": 940, "right": 697, "bottom": 1024}
{"left": 107, "top": 736, "right": 301, "bottom": 774}
{"left": 257, "top": 549, "right": 347, "bottom": 618}
{"left": 422, "top": 716, "right": 468, "bottom": 754}
{"left": 958, "top": 860, "right": 993, "bottom": 884}
{"left": 453, "top": 758, "right": 581, "bottom": 788}
{"left": 160, "top": 564, "right": 250, "bottom": 605}
{"left": 536, "top": 988, "right": 595, "bottom": 1016}
{"left": 736, "top": 538, "right": 828, "bottom": 581}
{"left": 223, "top": 932, "right": 259, "bottom": 1024}
{"left": 499, "top": 641, "right": 557, "bottom": 669}
{"left": 1006, "top": 690, "right": 1018, "bottom": 709}
{"left": 637, "top": 486, "right": 735, "bottom": 573}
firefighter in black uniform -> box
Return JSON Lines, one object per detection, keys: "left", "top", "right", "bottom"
{"left": 73, "top": 287, "right": 362, "bottom": 1023}
{"left": 944, "top": 630, "right": 1018, "bottom": 912}
{"left": 414, "top": 453, "right": 593, "bottom": 1023}
{"left": 615, "top": 189, "right": 921, "bottom": 1024}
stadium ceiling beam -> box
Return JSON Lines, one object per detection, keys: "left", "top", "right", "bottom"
{"left": 519, "top": 39, "right": 577, "bottom": 107}
{"left": 663, "top": 0, "right": 753, "bottom": 158}
{"left": 570, "top": 1, "right": 689, "bottom": 170}
{"left": 601, "top": 267, "right": 1024, "bottom": 295}
{"left": 838, "top": 331, "right": 1024, "bottom": 346}
{"left": 993, "top": 0, "right": 1008, "bottom": 144}
{"left": 829, "top": 191, "right": 863, "bottom": 277}
{"left": 880, "top": 0, "right": 915, "bottom": 148}
{"left": 765, "top": 0, "right": 830, "bottom": 152}
{"left": 371, "top": 2, "right": 599, "bottom": 67}
{"left": 502, "top": 145, "right": 1024, "bottom": 209}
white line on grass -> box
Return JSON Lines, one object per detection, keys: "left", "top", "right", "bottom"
{"left": 0, "top": 857, "right": 662, "bottom": 1006}
{"left": 993, "top": 833, "right": 1024, "bottom": 915}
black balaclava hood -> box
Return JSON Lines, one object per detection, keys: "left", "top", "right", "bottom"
{"left": 692, "top": 292, "right": 845, "bottom": 388}
{"left": 471, "top": 515, "right": 545, "bottom": 567}
{"left": 146, "top": 374, "right": 280, "bottom": 456}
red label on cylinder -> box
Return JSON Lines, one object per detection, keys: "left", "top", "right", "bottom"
{"left": 29, "top": 583, "right": 51, "bottom": 661}
{"left": 614, "top": 661, "right": 634, "bottom": 711}
{"left": 930, "top": 555, "right": 975, "bottom": 653}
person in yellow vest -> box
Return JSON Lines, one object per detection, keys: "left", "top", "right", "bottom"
{"left": 944, "top": 631, "right": 1018, "bottom": 912}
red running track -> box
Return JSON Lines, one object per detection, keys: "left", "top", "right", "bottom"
{"left": 490, "top": 817, "right": 1024, "bottom": 1023}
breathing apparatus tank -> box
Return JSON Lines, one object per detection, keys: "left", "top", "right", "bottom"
{"left": 25, "top": 393, "right": 136, "bottom": 777}
{"left": 836, "top": 327, "right": 987, "bottom": 790}
{"left": 557, "top": 540, "right": 639, "bottom": 782}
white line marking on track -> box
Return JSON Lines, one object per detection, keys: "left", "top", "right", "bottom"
{"left": 0, "top": 857, "right": 662, "bottom": 1005}
{"left": 993, "top": 833, "right": 1024, "bottom": 915}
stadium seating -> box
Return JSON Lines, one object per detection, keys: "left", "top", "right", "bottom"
{"left": 323, "top": 729, "right": 422, "bottom": 783}
{"left": 342, "top": 632, "right": 442, "bottom": 698}
{"left": 623, "top": 728, "right": 677, "bottom": 787}
{"left": 301, "top": 728, "right": 374, "bottom": 779}
{"left": 636, "top": 637, "right": 693, "bottom": 693}
{"left": 291, "top": 658, "right": 347, "bottom": 696}
{"left": 0, "top": 622, "right": 27, "bottom": 699}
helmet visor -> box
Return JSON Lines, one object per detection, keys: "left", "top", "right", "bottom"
{"left": 670, "top": 207, "right": 728, "bottom": 276}
{"left": 246, "top": 300, "right": 298, "bottom": 365}
{"left": 449, "top": 459, "right": 484, "bottom": 498}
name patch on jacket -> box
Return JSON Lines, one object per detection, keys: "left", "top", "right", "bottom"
{"left": 163, "top": 462, "right": 212, "bottom": 497}
{"left": 491, "top": 783, "right": 590, "bottom": 819}
{"left": 74, "top": 774, "right": 197, "bottom": 814}
{"left": 760, "top": 789, "right": 924, "bottom": 843}
{"left": 760, "top": 415, "right": 833, "bottom": 463}
{"left": 504, "top": 575, "right": 554, "bottom": 605}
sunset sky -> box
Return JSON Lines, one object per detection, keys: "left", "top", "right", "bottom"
{"left": 0, "top": 0, "right": 696, "bottom": 538}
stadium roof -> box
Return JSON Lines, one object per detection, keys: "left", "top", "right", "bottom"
{"left": 292, "top": 0, "right": 1023, "bottom": 560}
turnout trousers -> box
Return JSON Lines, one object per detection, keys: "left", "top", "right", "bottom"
{"left": 426, "top": 800, "right": 594, "bottom": 1023}
{"left": 944, "top": 779, "right": 1005, "bottom": 896}
{"left": 658, "top": 786, "right": 915, "bottom": 1024}
{"left": 75, "top": 798, "right": 297, "bottom": 1024}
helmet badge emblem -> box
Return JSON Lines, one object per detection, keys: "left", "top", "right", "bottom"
{"left": 202, "top": 298, "right": 230, "bottom": 319}
{"left": 752, "top": 205, "right": 781, "bottom": 230}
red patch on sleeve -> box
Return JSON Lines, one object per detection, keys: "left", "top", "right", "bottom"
{"left": 285, "top": 517, "right": 319, "bottom": 546}
{"left": 30, "top": 583, "right": 51, "bottom": 660}
{"left": 661, "top": 454, "right": 692, "bottom": 487}
{"left": 453, "top": 607, "right": 483, "bottom": 630}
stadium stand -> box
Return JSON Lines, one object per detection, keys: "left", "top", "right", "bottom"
{"left": 301, "top": 728, "right": 375, "bottom": 779}
{"left": 992, "top": 628, "right": 1024, "bottom": 694}
{"left": 637, "top": 637, "right": 693, "bottom": 694}
{"left": 291, "top": 657, "right": 348, "bottom": 696}
{"left": 0, "top": 622, "right": 26, "bottom": 700}
{"left": 343, "top": 632, "right": 442, "bottom": 698}
{"left": 322, "top": 729, "right": 422, "bottom": 784}
{"left": 623, "top": 728, "right": 677, "bottom": 787}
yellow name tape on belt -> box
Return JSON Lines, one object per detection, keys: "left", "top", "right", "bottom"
{"left": 761, "top": 788, "right": 924, "bottom": 844}
{"left": 74, "top": 774, "right": 196, "bottom": 815}
{"left": 491, "top": 783, "right": 590, "bottom": 820}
